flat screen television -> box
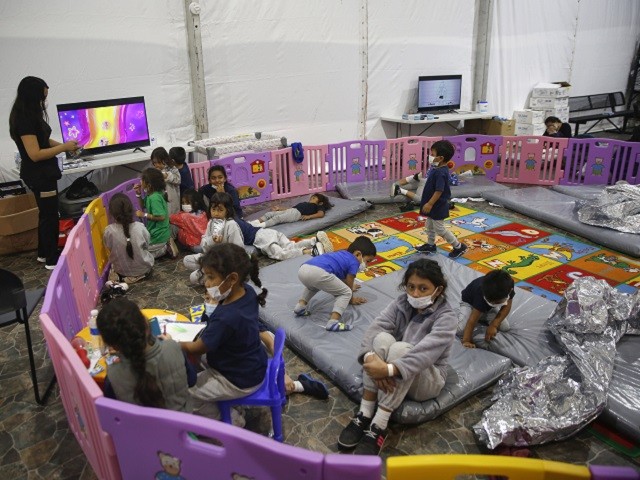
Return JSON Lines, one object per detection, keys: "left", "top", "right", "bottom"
{"left": 57, "top": 96, "right": 150, "bottom": 157}
{"left": 417, "top": 75, "right": 462, "bottom": 113}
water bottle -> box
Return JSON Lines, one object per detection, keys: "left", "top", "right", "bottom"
{"left": 88, "top": 309, "right": 103, "bottom": 355}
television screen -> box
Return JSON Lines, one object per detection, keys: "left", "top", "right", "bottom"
{"left": 417, "top": 75, "right": 462, "bottom": 112}
{"left": 57, "top": 96, "right": 150, "bottom": 157}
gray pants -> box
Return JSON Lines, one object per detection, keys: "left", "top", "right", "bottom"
{"left": 298, "top": 264, "right": 352, "bottom": 316}
{"left": 404, "top": 176, "right": 426, "bottom": 203}
{"left": 456, "top": 301, "right": 511, "bottom": 337}
{"left": 263, "top": 208, "right": 302, "bottom": 227}
{"left": 425, "top": 217, "right": 458, "bottom": 246}
{"left": 148, "top": 242, "right": 168, "bottom": 259}
{"left": 363, "top": 332, "right": 445, "bottom": 411}
{"left": 254, "top": 229, "right": 309, "bottom": 260}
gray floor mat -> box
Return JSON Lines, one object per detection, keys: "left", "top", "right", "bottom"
{"left": 551, "top": 184, "right": 607, "bottom": 200}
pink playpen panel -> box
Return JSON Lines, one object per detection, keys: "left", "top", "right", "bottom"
{"left": 188, "top": 161, "right": 210, "bottom": 190}
{"left": 41, "top": 314, "right": 121, "bottom": 480}
{"left": 269, "top": 146, "right": 328, "bottom": 199}
{"left": 40, "top": 262, "right": 83, "bottom": 340}
{"left": 96, "top": 396, "right": 324, "bottom": 480}
{"left": 385, "top": 136, "right": 441, "bottom": 180}
{"left": 447, "top": 134, "right": 503, "bottom": 180}
{"left": 561, "top": 138, "right": 640, "bottom": 186}
{"left": 214, "top": 152, "right": 273, "bottom": 206}
{"left": 60, "top": 215, "right": 100, "bottom": 322}
{"left": 497, "top": 136, "right": 567, "bottom": 185}
{"left": 326, "top": 140, "right": 387, "bottom": 190}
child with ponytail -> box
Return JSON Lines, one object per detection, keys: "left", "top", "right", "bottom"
{"left": 163, "top": 243, "right": 268, "bottom": 421}
{"left": 104, "top": 193, "right": 154, "bottom": 284}
{"left": 98, "top": 298, "right": 195, "bottom": 412}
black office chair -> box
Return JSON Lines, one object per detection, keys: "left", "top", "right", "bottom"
{"left": 0, "top": 268, "right": 56, "bottom": 405}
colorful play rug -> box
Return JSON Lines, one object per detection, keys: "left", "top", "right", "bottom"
{"left": 323, "top": 205, "right": 639, "bottom": 302}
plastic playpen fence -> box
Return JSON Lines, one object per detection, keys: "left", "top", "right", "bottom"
{"left": 498, "top": 136, "right": 567, "bottom": 185}
{"left": 561, "top": 138, "right": 640, "bottom": 185}
{"left": 326, "top": 140, "right": 387, "bottom": 190}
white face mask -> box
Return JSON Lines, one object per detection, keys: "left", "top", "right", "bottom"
{"left": 406, "top": 293, "right": 434, "bottom": 310}
{"left": 182, "top": 204, "right": 193, "bottom": 213}
{"left": 358, "top": 261, "right": 367, "bottom": 273}
{"left": 204, "top": 302, "right": 217, "bottom": 316}
{"left": 207, "top": 279, "right": 232, "bottom": 303}
{"left": 429, "top": 155, "right": 440, "bottom": 166}
{"left": 484, "top": 297, "right": 508, "bottom": 309}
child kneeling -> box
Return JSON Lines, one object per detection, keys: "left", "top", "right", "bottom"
{"left": 338, "top": 259, "right": 456, "bottom": 455}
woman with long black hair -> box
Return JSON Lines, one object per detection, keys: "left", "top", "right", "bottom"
{"left": 9, "top": 76, "right": 79, "bottom": 269}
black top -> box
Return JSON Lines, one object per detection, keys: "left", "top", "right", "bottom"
{"left": 177, "top": 163, "right": 194, "bottom": 196}
{"left": 236, "top": 217, "right": 260, "bottom": 245}
{"left": 461, "top": 276, "right": 515, "bottom": 313}
{"left": 543, "top": 122, "right": 572, "bottom": 138}
{"left": 14, "top": 115, "right": 61, "bottom": 189}
{"left": 294, "top": 201, "right": 325, "bottom": 216}
{"left": 419, "top": 165, "right": 451, "bottom": 220}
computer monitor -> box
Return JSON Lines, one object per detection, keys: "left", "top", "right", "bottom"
{"left": 417, "top": 75, "right": 462, "bottom": 113}
{"left": 57, "top": 96, "right": 150, "bottom": 157}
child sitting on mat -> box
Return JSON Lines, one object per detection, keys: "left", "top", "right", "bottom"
{"left": 151, "top": 147, "right": 181, "bottom": 215}
{"left": 163, "top": 243, "right": 268, "bottom": 423}
{"left": 294, "top": 236, "right": 376, "bottom": 332}
{"left": 199, "top": 165, "right": 243, "bottom": 218}
{"left": 169, "top": 146, "right": 194, "bottom": 196}
{"left": 250, "top": 193, "right": 332, "bottom": 228}
{"left": 169, "top": 189, "right": 208, "bottom": 253}
{"left": 134, "top": 168, "right": 179, "bottom": 259}
{"left": 98, "top": 297, "right": 196, "bottom": 412}
{"left": 415, "top": 140, "right": 467, "bottom": 259}
{"left": 337, "top": 259, "right": 455, "bottom": 455}
{"left": 458, "top": 269, "right": 514, "bottom": 349}
{"left": 104, "top": 193, "right": 154, "bottom": 285}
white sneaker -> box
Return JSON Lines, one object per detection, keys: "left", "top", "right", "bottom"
{"left": 311, "top": 243, "right": 325, "bottom": 257}
{"left": 189, "top": 270, "right": 204, "bottom": 285}
{"left": 248, "top": 219, "right": 263, "bottom": 227}
{"left": 37, "top": 256, "right": 46, "bottom": 263}
{"left": 44, "top": 263, "right": 56, "bottom": 271}
{"left": 315, "top": 231, "right": 334, "bottom": 253}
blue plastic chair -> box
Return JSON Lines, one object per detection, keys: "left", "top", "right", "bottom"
{"left": 218, "top": 328, "right": 287, "bottom": 441}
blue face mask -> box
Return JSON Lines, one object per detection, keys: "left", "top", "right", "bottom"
{"left": 204, "top": 302, "right": 217, "bottom": 316}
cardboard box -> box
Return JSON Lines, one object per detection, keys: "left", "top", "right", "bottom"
{"left": 513, "top": 109, "right": 545, "bottom": 124}
{"left": 532, "top": 81, "right": 571, "bottom": 98}
{"left": 464, "top": 118, "right": 515, "bottom": 136}
{"left": 530, "top": 96, "right": 569, "bottom": 109}
{"left": 543, "top": 106, "right": 570, "bottom": 123}
{"left": 0, "top": 192, "right": 39, "bottom": 255}
{"left": 515, "top": 122, "right": 546, "bottom": 136}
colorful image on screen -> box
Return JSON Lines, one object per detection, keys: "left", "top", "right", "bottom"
{"left": 58, "top": 103, "right": 149, "bottom": 148}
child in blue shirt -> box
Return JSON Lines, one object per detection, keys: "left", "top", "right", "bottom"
{"left": 295, "top": 236, "right": 377, "bottom": 332}
{"left": 415, "top": 140, "right": 467, "bottom": 259}
{"left": 169, "top": 146, "right": 194, "bottom": 196}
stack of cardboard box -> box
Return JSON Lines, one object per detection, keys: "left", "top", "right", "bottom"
{"left": 513, "top": 109, "right": 546, "bottom": 136}
{"left": 514, "top": 82, "right": 571, "bottom": 136}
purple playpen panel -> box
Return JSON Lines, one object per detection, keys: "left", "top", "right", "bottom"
{"left": 326, "top": 140, "right": 387, "bottom": 190}
{"left": 269, "top": 146, "right": 328, "bottom": 200}
{"left": 40, "top": 314, "right": 121, "bottom": 480}
{"left": 60, "top": 215, "right": 100, "bottom": 323}
{"left": 447, "top": 134, "right": 503, "bottom": 181}
{"left": 188, "top": 160, "right": 210, "bottom": 190}
{"left": 323, "top": 454, "right": 382, "bottom": 480}
{"left": 385, "top": 136, "right": 441, "bottom": 180}
{"left": 40, "top": 261, "right": 83, "bottom": 340}
{"left": 96, "top": 396, "right": 325, "bottom": 480}
{"left": 561, "top": 138, "right": 640, "bottom": 186}
{"left": 214, "top": 152, "right": 273, "bottom": 206}
{"left": 589, "top": 465, "right": 640, "bottom": 480}
{"left": 497, "top": 136, "right": 567, "bottom": 185}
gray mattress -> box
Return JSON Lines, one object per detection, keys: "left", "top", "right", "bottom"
{"left": 245, "top": 196, "right": 370, "bottom": 237}
{"left": 258, "top": 256, "right": 512, "bottom": 425}
{"left": 551, "top": 184, "right": 607, "bottom": 200}
{"left": 482, "top": 187, "right": 640, "bottom": 257}
{"left": 336, "top": 176, "right": 508, "bottom": 205}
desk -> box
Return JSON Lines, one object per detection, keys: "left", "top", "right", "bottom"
{"left": 381, "top": 112, "right": 496, "bottom": 138}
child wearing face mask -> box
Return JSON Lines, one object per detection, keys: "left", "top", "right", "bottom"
{"left": 457, "top": 269, "right": 514, "bottom": 349}
{"left": 294, "top": 236, "right": 377, "bottom": 332}
{"left": 169, "top": 189, "right": 208, "bottom": 252}
{"left": 415, "top": 140, "right": 468, "bottom": 259}
{"left": 338, "top": 259, "right": 456, "bottom": 455}
{"left": 162, "top": 243, "right": 268, "bottom": 423}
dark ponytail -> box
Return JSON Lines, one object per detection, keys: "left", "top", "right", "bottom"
{"left": 108, "top": 193, "right": 135, "bottom": 259}
{"left": 97, "top": 298, "right": 165, "bottom": 408}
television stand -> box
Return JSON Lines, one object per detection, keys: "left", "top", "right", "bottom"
{"left": 132, "top": 147, "right": 147, "bottom": 154}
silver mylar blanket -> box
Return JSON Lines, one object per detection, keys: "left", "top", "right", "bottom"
{"left": 474, "top": 276, "right": 639, "bottom": 449}
{"left": 576, "top": 183, "right": 640, "bottom": 234}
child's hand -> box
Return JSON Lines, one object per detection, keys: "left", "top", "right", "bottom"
{"left": 136, "top": 210, "right": 145, "bottom": 218}
{"left": 462, "top": 339, "right": 476, "bottom": 349}
{"left": 421, "top": 203, "right": 433, "bottom": 214}
{"left": 350, "top": 296, "right": 367, "bottom": 305}
{"left": 159, "top": 333, "right": 173, "bottom": 341}
{"left": 374, "top": 377, "right": 396, "bottom": 394}
{"left": 363, "top": 355, "right": 388, "bottom": 379}
{"left": 213, "top": 235, "right": 223, "bottom": 243}
{"left": 485, "top": 325, "right": 498, "bottom": 342}
{"left": 213, "top": 184, "right": 225, "bottom": 192}
{"left": 163, "top": 172, "right": 168, "bottom": 179}
{"left": 300, "top": 215, "right": 309, "bottom": 221}
{"left": 271, "top": 206, "right": 283, "bottom": 211}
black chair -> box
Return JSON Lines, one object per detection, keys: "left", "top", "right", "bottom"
{"left": 0, "top": 268, "right": 56, "bottom": 405}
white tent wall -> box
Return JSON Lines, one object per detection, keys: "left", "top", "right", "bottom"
{"left": 366, "top": 0, "right": 476, "bottom": 140}
{"left": 486, "top": 0, "right": 640, "bottom": 119}
{"left": 0, "top": 0, "right": 194, "bottom": 178}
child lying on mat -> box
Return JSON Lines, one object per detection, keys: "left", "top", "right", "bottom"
{"left": 338, "top": 259, "right": 456, "bottom": 455}
{"left": 294, "top": 236, "right": 376, "bottom": 332}
{"left": 457, "top": 270, "right": 514, "bottom": 348}
{"left": 250, "top": 193, "right": 332, "bottom": 228}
